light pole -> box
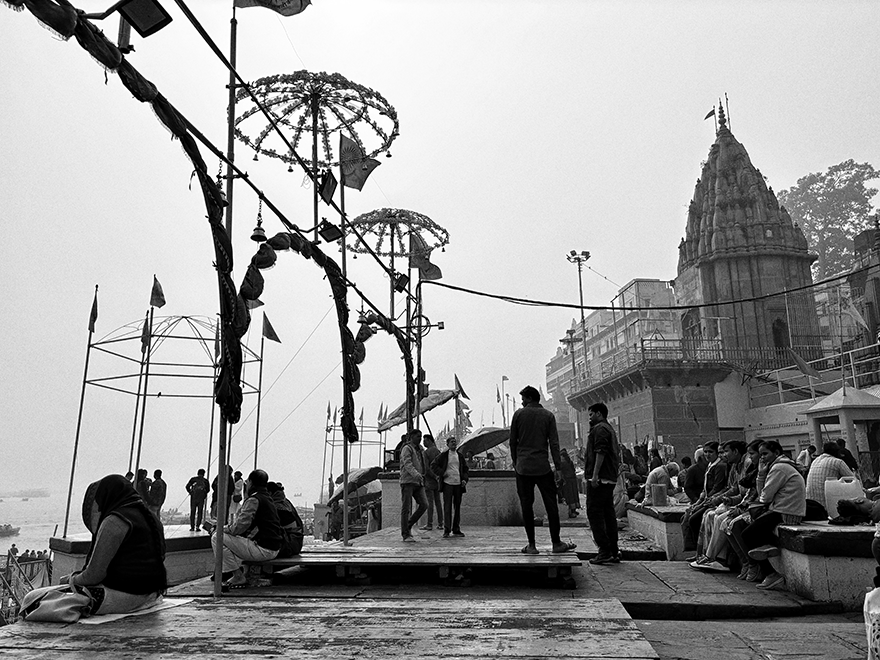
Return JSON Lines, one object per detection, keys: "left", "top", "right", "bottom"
{"left": 560, "top": 329, "right": 582, "bottom": 443}
{"left": 567, "top": 250, "right": 590, "bottom": 385}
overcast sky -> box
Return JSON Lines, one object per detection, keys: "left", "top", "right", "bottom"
{"left": 2, "top": 1, "right": 879, "bottom": 517}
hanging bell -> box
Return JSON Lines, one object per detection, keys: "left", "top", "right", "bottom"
{"left": 251, "top": 224, "right": 267, "bottom": 242}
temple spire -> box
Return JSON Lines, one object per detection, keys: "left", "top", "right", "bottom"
{"left": 717, "top": 99, "right": 727, "bottom": 131}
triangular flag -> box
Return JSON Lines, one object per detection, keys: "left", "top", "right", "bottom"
{"left": 340, "top": 134, "right": 380, "bottom": 191}
{"left": 359, "top": 408, "right": 364, "bottom": 424}
{"left": 332, "top": 406, "right": 338, "bottom": 426}
{"left": 704, "top": 108, "right": 715, "bottom": 120}
{"left": 844, "top": 299, "right": 870, "bottom": 330}
{"left": 140, "top": 316, "right": 151, "bottom": 356}
{"left": 787, "top": 348, "right": 820, "bottom": 379}
{"left": 408, "top": 231, "right": 442, "bottom": 281}
{"left": 454, "top": 374, "right": 469, "bottom": 400}
{"left": 501, "top": 375, "right": 509, "bottom": 382}
{"left": 319, "top": 170, "right": 338, "bottom": 205}
{"left": 262, "top": 313, "right": 281, "bottom": 343}
{"left": 233, "top": 0, "right": 310, "bottom": 16}
{"left": 88, "top": 286, "right": 98, "bottom": 333}
{"left": 150, "top": 275, "right": 166, "bottom": 308}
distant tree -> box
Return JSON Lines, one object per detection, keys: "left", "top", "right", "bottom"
{"left": 778, "top": 159, "right": 879, "bottom": 281}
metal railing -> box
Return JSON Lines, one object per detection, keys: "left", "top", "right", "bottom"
{"left": 0, "top": 555, "right": 51, "bottom": 625}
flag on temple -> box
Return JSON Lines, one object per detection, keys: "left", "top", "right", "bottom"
{"left": 319, "top": 170, "right": 337, "bottom": 205}
{"left": 454, "top": 374, "right": 469, "bottom": 400}
{"left": 262, "top": 313, "right": 281, "bottom": 343}
{"left": 339, "top": 134, "right": 380, "bottom": 191}
{"left": 704, "top": 108, "right": 715, "bottom": 120}
{"left": 88, "top": 287, "right": 98, "bottom": 333}
{"left": 843, "top": 298, "right": 870, "bottom": 330}
{"left": 787, "top": 348, "right": 820, "bottom": 379}
{"left": 409, "top": 232, "right": 442, "bottom": 281}
{"left": 233, "top": 0, "right": 311, "bottom": 16}
{"left": 496, "top": 385, "right": 501, "bottom": 403}
{"left": 150, "top": 275, "right": 166, "bottom": 308}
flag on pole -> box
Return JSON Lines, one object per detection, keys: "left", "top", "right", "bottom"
{"left": 496, "top": 385, "right": 501, "bottom": 403}
{"left": 262, "top": 313, "right": 281, "bottom": 343}
{"left": 319, "top": 170, "right": 338, "bottom": 205}
{"left": 340, "top": 134, "right": 380, "bottom": 191}
{"left": 327, "top": 401, "right": 332, "bottom": 420}
{"left": 501, "top": 375, "right": 509, "bottom": 382}
{"left": 88, "top": 286, "right": 98, "bottom": 333}
{"left": 408, "top": 231, "right": 442, "bottom": 281}
{"left": 454, "top": 374, "right": 469, "bottom": 400}
{"left": 150, "top": 275, "right": 166, "bottom": 308}
{"left": 787, "top": 348, "right": 820, "bottom": 379}
{"left": 377, "top": 404, "right": 384, "bottom": 424}
{"left": 233, "top": 0, "right": 311, "bottom": 16}
{"left": 704, "top": 108, "right": 715, "bottom": 120}
{"left": 140, "top": 318, "right": 151, "bottom": 355}
{"left": 332, "top": 406, "right": 338, "bottom": 426}
{"left": 359, "top": 408, "right": 364, "bottom": 424}
{"left": 843, "top": 298, "right": 870, "bottom": 330}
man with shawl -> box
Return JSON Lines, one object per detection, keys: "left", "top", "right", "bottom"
{"left": 59, "top": 474, "right": 166, "bottom": 615}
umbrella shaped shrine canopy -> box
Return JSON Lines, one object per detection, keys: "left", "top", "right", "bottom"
{"left": 458, "top": 427, "right": 509, "bottom": 457}
{"left": 328, "top": 479, "right": 382, "bottom": 506}
{"left": 377, "top": 389, "right": 456, "bottom": 432}
{"left": 335, "top": 466, "right": 382, "bottom": 488}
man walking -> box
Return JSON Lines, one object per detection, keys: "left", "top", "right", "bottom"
{"left": 585, "top": 402, "right": 621, "bottom": 565}
{"left": 399, "top": 429, "right": 428, "bottom": 542}
{"left": 509, "top": 385, "right": 574, "bottom": 555}
{"left": 149, "top": 469, "right": 167, "bottom": 522}
{"left": 186, "top": 468, "right": 210, "bottom": 531}
{"left": 419, "top": 434, "right": 443, "bottom": 531}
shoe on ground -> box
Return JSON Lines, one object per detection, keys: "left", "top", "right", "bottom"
{"left": 748, "top": 544, "right": 780, "bottom": 562}
{"left": 684, "top": 555, "right": 700, "bottom": 562}
{"left": 736, "top": 566, "right": 750, "bottom": 580}
{"left": 698, "top": 560, "right": 728, "bottom": 572}
{"left": 589, "top": 554, "right": 614, "bottom": 565}
{"left": 745, "top": 564, "right": 763, "bottom": 583}
{"left": 552, "top": 541, "right": 576, "bottom": 554}
{"left": 418, "top": 525, "right": 432, "bottom": 531}
{"left": 756, "top": 572, "right": 785, "bottom": 590}
{"left": 403, "top": 535, "right": 417, "bottom": 543}
{"left": 610, "top": 553, "right": 621, "bottom": 563}
{"left": 452, "top": 531, "right": 465, "bottom": 537}
{"left": 521, "top": 544, "right": 539, "bottom": 555}
{"left": 442, "top": 532, "right": 450, "bottom": 538}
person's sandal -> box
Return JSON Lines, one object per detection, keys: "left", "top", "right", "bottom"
{"left": 521, "top": 545, "right": 539, "bottom": 555}
{"left": 552, "top": 541, "right": 577, "bottom": 553}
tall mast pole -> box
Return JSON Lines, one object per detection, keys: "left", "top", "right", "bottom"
{"left": 214, "top": 3, "right": 238, "bottom": 599}
{"left": 253, "top": 331, "right": 266, "bottom": 471}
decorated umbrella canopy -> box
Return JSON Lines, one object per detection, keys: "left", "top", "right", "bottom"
{"left": 328, "top": 479, "right": 382, "bottom": 506}
{"left": 334, "top": 465, "right": 382, "bottom": 488}
{"left": 347, "top": 208, "right": 449, "bottom": 258}
{"left": 378, "top": 389, "right": 456, "bottom": 432}
{"left": 458, "top": 427, "right": 509, "bottom": 458}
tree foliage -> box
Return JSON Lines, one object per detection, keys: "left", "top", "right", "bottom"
{"left": 778, "top": 159, "right": 879, "bottom": 281}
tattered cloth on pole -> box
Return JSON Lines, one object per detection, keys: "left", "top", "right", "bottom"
{"left": 409, "top": 231, "right": 442, "bottom": 281}
{"left": 454, "top": 374, "right": 469, "bottom": 400}
{"left": 377, "top": 389, "right": 456, "bottom": 432}
{"left": 340, "top": 134, "right": 380, "bottom": 191}
{"left": 787, "top": 348, "right": 820, "bottom": 379}
{"left": 233, "top": 0, "right": 311, "bottom": 16}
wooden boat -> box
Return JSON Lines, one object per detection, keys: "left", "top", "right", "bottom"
{"left": 0, "top": 524, "right": 20, "bottom": 537}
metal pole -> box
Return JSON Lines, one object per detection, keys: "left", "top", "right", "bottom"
{"left": 501, "top": 378, "right": 506, "bottom": 428}
{"left": 577, "top": 260, "right": 588, "bottom": 380}
{"left": 319, "top": 404, "right": 330, "bottom": 504}
{"left": 340, "top": 164, "right": 347, "bottom": 278}
{"left": 253, "top": 331, "right": 265, "bottom": 470}
{"left": 214, "top": 5, "right": 237, "bottom": 598}
{"left": 311, "top": 93, "right": 319, "bottom": 243}
{"left": 63, "top": 288, "right": 97, "bottom": 538}
{"left": 133, "top": 306, "right": 155, "bottom": 478}
{"left": 127, "top": 312, "right": 148, "bottom": 474}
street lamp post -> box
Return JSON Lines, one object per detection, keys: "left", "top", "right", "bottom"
{"left": 566, "top": 250, "right": 590, "bottom": 386}
{"left": 560, "top": 329, "right": 582, "bottom": 443}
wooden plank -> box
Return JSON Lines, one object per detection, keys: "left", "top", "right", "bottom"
{"left": 0, "top": 598, "right": 657, "bottom": 659}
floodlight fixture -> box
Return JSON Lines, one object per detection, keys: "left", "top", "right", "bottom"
{"left": 83, "top": 0, "right": 173, "bottom": 39}
{"left": 317, "top": 220, "right": 344, "bottom": 244}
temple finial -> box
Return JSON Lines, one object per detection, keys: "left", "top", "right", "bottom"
{"left": 717, "top": 99, "right": 727, "bottom": 130}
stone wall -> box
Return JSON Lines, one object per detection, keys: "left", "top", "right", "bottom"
{"left": 379, "top": 471, "right": 560, "bottom": 529}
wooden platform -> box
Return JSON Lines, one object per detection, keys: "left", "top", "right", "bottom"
{"left": 246, "top": 527, "right": 583, "bottom": 583}
{"left": 0, "top": 596, "right": 657, "bottom": 659}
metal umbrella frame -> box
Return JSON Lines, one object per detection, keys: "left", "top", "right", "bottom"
{"left": 347, "top": 208, "right": 449, "bottom": 258}
{"left": 233, "top": 70, "right": 399, "bottom": 170}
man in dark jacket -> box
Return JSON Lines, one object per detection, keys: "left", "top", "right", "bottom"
{"left": 209, "top": 469, "right": 282, "bottom": 589}
{"left": 585, "top": 402, "right": 621, "bottom": 565}
{"left": 419, "top": 434, "right": 444, "bottom": 531}
{"left": 431, "top": 436, "right": 469, "bottom": 538}
{"left": 509, "top": 385, "right": 572, "bottom": 555}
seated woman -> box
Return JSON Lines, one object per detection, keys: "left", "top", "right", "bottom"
{"left": 739, "top": 440, "right": 805, "bottom": 591}
{"left": 60, "top": 474, "right": 167, "bottom": 615}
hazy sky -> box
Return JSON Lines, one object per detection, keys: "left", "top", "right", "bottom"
{"left": 2, "top": 1, "right": 879, "bottom": 516}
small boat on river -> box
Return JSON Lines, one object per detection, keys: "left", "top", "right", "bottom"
{"left": 0, "top": 524, "right": 21, "bottom": 538}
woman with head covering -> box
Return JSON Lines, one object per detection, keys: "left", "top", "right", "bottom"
{"left": 60, "top": 474, "right": 167, "bottom": 615}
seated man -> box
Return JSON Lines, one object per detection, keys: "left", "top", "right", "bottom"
{"left": 209, "top": 469, "right": 282, "bottom": 589}
{"left": 642, "top": 462, "right": 679, "bottom": 505}
{"left": 268, "top": 481, "right": 304, "bottom": 557}
{"left": 805, "top": 442, "right": 853, "bottom": 514}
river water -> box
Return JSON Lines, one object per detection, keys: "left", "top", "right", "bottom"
{"left": 0, "top": 493, "right": 88, "bottom": 556}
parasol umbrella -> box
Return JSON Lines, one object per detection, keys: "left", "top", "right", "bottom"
{"left": 335, "top": 465, "right": 382, "bottom": 488}
{"left": 377, "top": 389, "right": 456, "bottom": 432}
{"left": 458, "top": 427, "right": 509, "bottom": 457}
{"left": 328, "top": 479, "right": 382, "bottom": 506}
